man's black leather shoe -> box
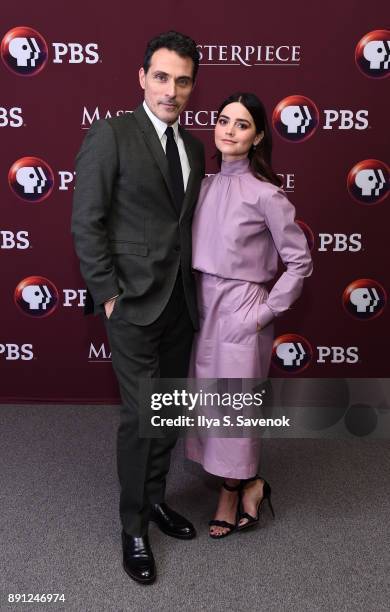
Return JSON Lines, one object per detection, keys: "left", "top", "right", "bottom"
{"left": 150, "top": 503, "right": 196, "bottom": 539}
{"left": 121, "top": 531, "right": 156, "bottom": 585}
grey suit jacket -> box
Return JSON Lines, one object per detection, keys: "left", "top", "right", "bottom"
{"left": 71, "top": 104, "right": 205, "bottom": 328}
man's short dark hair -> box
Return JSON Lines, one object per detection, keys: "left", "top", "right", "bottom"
{"left": 143, "top": 31, "right": 200, "bottom": 81}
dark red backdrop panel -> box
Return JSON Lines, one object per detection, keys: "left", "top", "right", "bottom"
{"left": 1, "top": 1, "right": 389, "bottom": 401}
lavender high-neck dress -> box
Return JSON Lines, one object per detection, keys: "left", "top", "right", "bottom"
{"left": 185, "top": 157, "right": 313, "bottom": 479}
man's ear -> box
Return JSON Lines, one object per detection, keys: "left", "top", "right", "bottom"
{"left": 139, "top": 67, "right": 145, "bottom": 90}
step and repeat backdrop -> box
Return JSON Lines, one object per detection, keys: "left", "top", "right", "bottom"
{"left": 1, "top": 1, "right": 389, "bottom": 401}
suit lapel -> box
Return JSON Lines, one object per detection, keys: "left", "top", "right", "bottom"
{"left": 133, "top": 105, "right": 177, "bottom": 211}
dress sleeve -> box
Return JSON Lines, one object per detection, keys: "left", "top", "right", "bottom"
{"left": 257, "top": 189, "right": 313, "bottom": 329}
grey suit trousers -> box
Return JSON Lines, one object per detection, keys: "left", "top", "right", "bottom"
{"left": 104, "top": 271, "right": 193, "bottom": 535}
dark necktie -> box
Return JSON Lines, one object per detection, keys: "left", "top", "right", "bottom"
{"left": 165, "top": 126, "right": 184, "bottom": 212}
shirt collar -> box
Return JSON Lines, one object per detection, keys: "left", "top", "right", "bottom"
{"left": 143, "top": 100, "right": 180, "bottom": 142}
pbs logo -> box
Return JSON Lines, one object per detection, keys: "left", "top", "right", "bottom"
{"left": 272, "top": 334, "right": 312, "bottom": 373}
{"left": 355, "top": 30, "right": 390, "bottom": 79}
{"left": 347, "top": 160, "right": 389, "bottom": 205}
{"left": 0, "top": 230, "right": 29, "bottom": 249}
{"left": 1, "top": 26, "right": 99, "bottom": 75}
{"left": 343, "top": 279, "right": 386, "bottom": 320}
{"left": 14, "top": 276, "right": 59, "bottom": 318}
{"left": 1, "top": 26, "right": 48, "bottom": 76}
{"left": 0, "top": 107, "right": 23, "bottom": 127}
{"left": 0, "top": 343, "right": 33, "bottom": 360}
{"left": 8, "top": 157, "right": 54, "bottom": 202}
{"left": 272, "top": 95, "right": 319, "bottom": 142}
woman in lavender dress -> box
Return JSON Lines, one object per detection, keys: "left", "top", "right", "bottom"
{"left": 185, "top": 93, "right": 313, "bottom": 538}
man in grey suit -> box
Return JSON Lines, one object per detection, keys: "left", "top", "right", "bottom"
{"left": 71, "top": 31, "right": 205, "bottom": 585}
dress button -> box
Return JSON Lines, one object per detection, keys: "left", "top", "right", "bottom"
{"left": 174, "top": 245, "right": 180, "bottom": 252}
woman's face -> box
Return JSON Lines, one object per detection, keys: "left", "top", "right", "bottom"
{"left": 215, "top": 102, "right": 263, "bottom": 162}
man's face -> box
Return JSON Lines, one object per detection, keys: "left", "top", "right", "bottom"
{"left": 139, "top": 48, "right": 194, "bottom": 125}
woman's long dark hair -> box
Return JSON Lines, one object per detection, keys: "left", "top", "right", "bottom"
{"left": 216, "top": 92, "right": 282, "bottom": 187}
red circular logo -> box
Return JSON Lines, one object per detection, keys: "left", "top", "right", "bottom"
{"left": 1, "top": 26, "right": 48, "bottom": 76}
{"left": 296, "top": 220, "right": 315, "bottom": 252}
{"left": 272, "top": 95, "right": 319, "bottom": 142}
{"left": 272, "top": 334, "right": 312, "bottom": 373}
{"left": 355, "top": 30, "right": 390, "bottom": 79}
{"left": 347, "top": 159, "right": 389, "bottom": 205}
{"left": 8, "top": 157, "right": 54, "bottom": 203}
{"left": 342, "top": 279, "right": 386, "bottom": 320}
{"left": 14, "top": 276, "right": 59, "bottom": 318}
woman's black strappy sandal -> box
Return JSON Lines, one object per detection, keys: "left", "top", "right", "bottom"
{"left": 208, "top": 481, "right": 242, "bottom": 539}
{"left": 237, "top": 475, "right": 275, "bottom": 531}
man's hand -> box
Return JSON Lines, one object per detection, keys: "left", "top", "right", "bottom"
{"left": 104, "top": 295, "right": 118, "bottom": 319}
